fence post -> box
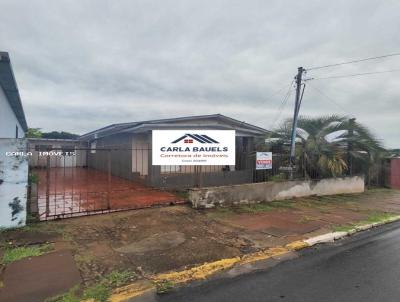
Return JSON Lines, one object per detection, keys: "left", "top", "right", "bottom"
{"left": 107, "top": 150, "right": 111, "bottom": 210}
{"left": 45, "top": 154, "right": 50, "bottom": 217}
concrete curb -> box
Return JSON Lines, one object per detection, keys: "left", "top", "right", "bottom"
{"left": 107, "top": 215, "right": 400, "bottom": 302}
{"left": 303, "top": 215, "right": 400, "bottom": 247}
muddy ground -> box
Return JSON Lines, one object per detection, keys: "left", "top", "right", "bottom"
{"left": 1, "top": 188, "right": 400, "bottom": 285}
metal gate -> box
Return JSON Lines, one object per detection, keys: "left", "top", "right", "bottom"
{"left": 28, "top": 145, "right": 184, "bottom": 220}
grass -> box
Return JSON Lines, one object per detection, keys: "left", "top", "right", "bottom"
{"left": 332, "top": 224, "right": 355, "bottom": 232}
{"left": 46, "top": 270, "right": 137, "bottom": 302}
{"left": 154, "top": 280, "right": 176, "bottom": 294}
{"left": 2, "top": 244, "right": 53, "bottom": 264}
{"left": 364, "top": 212, "right": 397, "bottom": 224}
{"left": 207, "top": 200, "right": 297, "bottom": 220}
{"left": 332, "top": 212, "right": 399, "bottom": 232}
{"left": 240, "top": 200, "right": 295, "bottom": 212}
{"left": 238, "top": 203, "right": 275, "bottom": 213}
{"left": 172, "top": 189, "right": 189, "bottom": 200}
{"left": 206, "top": 207, "right": 236, "bottom": 220}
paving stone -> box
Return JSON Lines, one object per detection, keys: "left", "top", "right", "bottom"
{"left": 0, "top": 250, "right": 81, "bottom": 302}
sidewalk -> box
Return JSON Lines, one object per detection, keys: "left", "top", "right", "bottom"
{"left": 0, "top": 188, "right": 399, "bottom": 301}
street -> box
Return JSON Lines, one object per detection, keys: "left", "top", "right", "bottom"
{"left": 158, "top": 221, "right": 400, "bottom": 302}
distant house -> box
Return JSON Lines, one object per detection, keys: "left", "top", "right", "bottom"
{"left": 0, "top": 52, "right": 27, "bottom": 138}
{"left": 79, "top": 114, "right": 269, "bottom": 188}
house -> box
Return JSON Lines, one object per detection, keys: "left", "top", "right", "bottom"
{"left": 0, "top": 52, "right": 27, "bottom": 138}
{"left": 79, "top": 114, "right": 269, "bottom": 188}
{"left": 27, "top": 138, "right": 87, "bottom": 168}
{"left": 0, "top": 52, "right": 28, "bottom": 228}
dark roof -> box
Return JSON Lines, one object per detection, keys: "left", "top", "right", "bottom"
{"left": 80, "top": 114, "right": 270, "bottom": 141}
{"left": 0, "top": 52, "right": 28, "bottom": 131}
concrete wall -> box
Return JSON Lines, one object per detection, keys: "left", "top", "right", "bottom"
{"left": 190, "top": 176, "right": 365, "bottom": 208}
{"left": 0, "top": 86, "right": 24, "bottom": 138}
{"left": 0, "top": 138, "right": 28, "bottom": 228}
{"left": 150, "top": 169, "right": 253, "bottom": 189}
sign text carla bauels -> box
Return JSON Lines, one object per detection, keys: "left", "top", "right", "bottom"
{"left": 152, "top": 130, "right": 235, "bottom": 165}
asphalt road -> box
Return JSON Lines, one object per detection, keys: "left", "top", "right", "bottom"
{"left": 158, "top": 221, "right": 400, "bottom": 302}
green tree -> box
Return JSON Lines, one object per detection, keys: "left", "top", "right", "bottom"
{"left": 26, "top": 128, "right": 43, "bottom": 138}
{"left": 42, "top": 131, "right": 79, "bottom": 139}
{"left": 269, "top": 115, "right": 384, "bottom": 178}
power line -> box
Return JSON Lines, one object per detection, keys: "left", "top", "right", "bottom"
{"left": 306, "top": 52, "right": 400, "bottom": 71}
{"left": 308, "top": 68, "right": 400, "bottom": 80}
{"left": 268, "top": 80, "right": 294, "bottom": 130}
{"left": 307, "top": 83, "right": 354, "bottom": 117}
{"left": 258, "top": 82, "right": 294, "bottom": 105}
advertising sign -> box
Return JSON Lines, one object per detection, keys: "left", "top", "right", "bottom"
{"left": 152, "top": 130, "right": 235, "bottom": 165}
{"left": 256, "top": 152, "right": 272, "bottom": 170}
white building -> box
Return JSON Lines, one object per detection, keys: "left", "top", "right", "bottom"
{"left": 0, "top": 52, "right": 28, "bottom": 228}
{"left": 0, "top": 51, "right": 27, "bottom": 138}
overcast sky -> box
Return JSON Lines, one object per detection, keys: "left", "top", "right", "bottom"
{"left": 1, "top": 0, "right": 399, "bottom": 147}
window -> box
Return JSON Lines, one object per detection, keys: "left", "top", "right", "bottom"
{"left": 90, "top": 141, "right": 96, "bottom": 154}
{"left": 161, "top": 165, "right": 181, "bottom": 174}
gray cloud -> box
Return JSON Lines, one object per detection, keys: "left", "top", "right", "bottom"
{"left": 0, "top": 0, "right": 399, "bottom": 147}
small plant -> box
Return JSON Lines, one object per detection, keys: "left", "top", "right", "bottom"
{"left": 2, "top": 244, "right": 53, "bottom": 264}
{"left": 206, "top": 207, "right": 235, "bottom": 220}
{"left": 28, "top": 173, "right": 39, "bottom": 184}
{"left": 332, "top": 224, "right": 355, "bottom": 232}
{"left": 46, "top": 270, "right": 137, "bottom": 302}
{"left": 103, "top": 270, "right": 137, "bottom": 288}
{"left": 155, "top": 279, "right": 175, "bottom": 294}
{"left": 365, "top": 212, "right": 396, "bottom": 224}
{"left": 239, "top": 203, "right": 274, "bottom": 213}
{"left": 332, "top": 212, "right": 398, "bottom": 232}
{"left": 82, "top": 284, "right": 110, "bottom": 302}
{"left": 268, "top": 200, "right": 295, "bottom": 209}
{"left": 45, "top": 286, "right": 81, "bottom": 302}
{"left": 270, "top": 173, "right": 286, "bottom": 182}
{"left": 173, "top": 190, "right": 189, "bottom": 200}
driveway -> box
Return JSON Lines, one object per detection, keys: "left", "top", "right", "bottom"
{"left": 33, "top": 167, "right": 184, "bottom": 220}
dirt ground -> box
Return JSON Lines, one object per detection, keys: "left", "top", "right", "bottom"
{"left": 1, "top": 188, "right": 400, "bottom": 288}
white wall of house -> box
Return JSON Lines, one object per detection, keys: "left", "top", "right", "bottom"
{"left": 28, "top": 140, "right": 87, "bottom": 168}
{"left": 0, "top": 139, "right": 28, "bottom": 229}
{"left": 0, "top": 85, "right": 24, "bottom": 138}
{"left": 132, "top": 134, "right": 149, "bottom": 176}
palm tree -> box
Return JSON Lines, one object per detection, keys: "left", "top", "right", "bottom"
{"left": 267, "top": 115, "right": 384, "bottom": 178}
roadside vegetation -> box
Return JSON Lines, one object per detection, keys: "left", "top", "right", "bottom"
{"left": 264, "top": 115, "right": 384, "bottom": 179}
{"left": 207, "top": 199, "right": 296, "bottom": 219}
{"left": 154, "top": 279, "right": 176, "bottom": 294}
{"left": 333, "top": 212, "right": 399, "bottom": 232}
{"left": 2, "top": 244, "right": 53, "bottom": 264}
{"left": 46, "top": 270, "right": 137, "bottom": 302}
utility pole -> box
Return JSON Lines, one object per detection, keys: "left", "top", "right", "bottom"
{"left": 347, "top": 118, "right": 356, "bottom": 176}
{"left": 289, "top": 67, "right": 305, "bottom": 178}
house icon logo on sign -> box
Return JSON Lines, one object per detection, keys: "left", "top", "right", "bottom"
{"left": 171, "top": 134, "right": 220, "bottom": 144}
